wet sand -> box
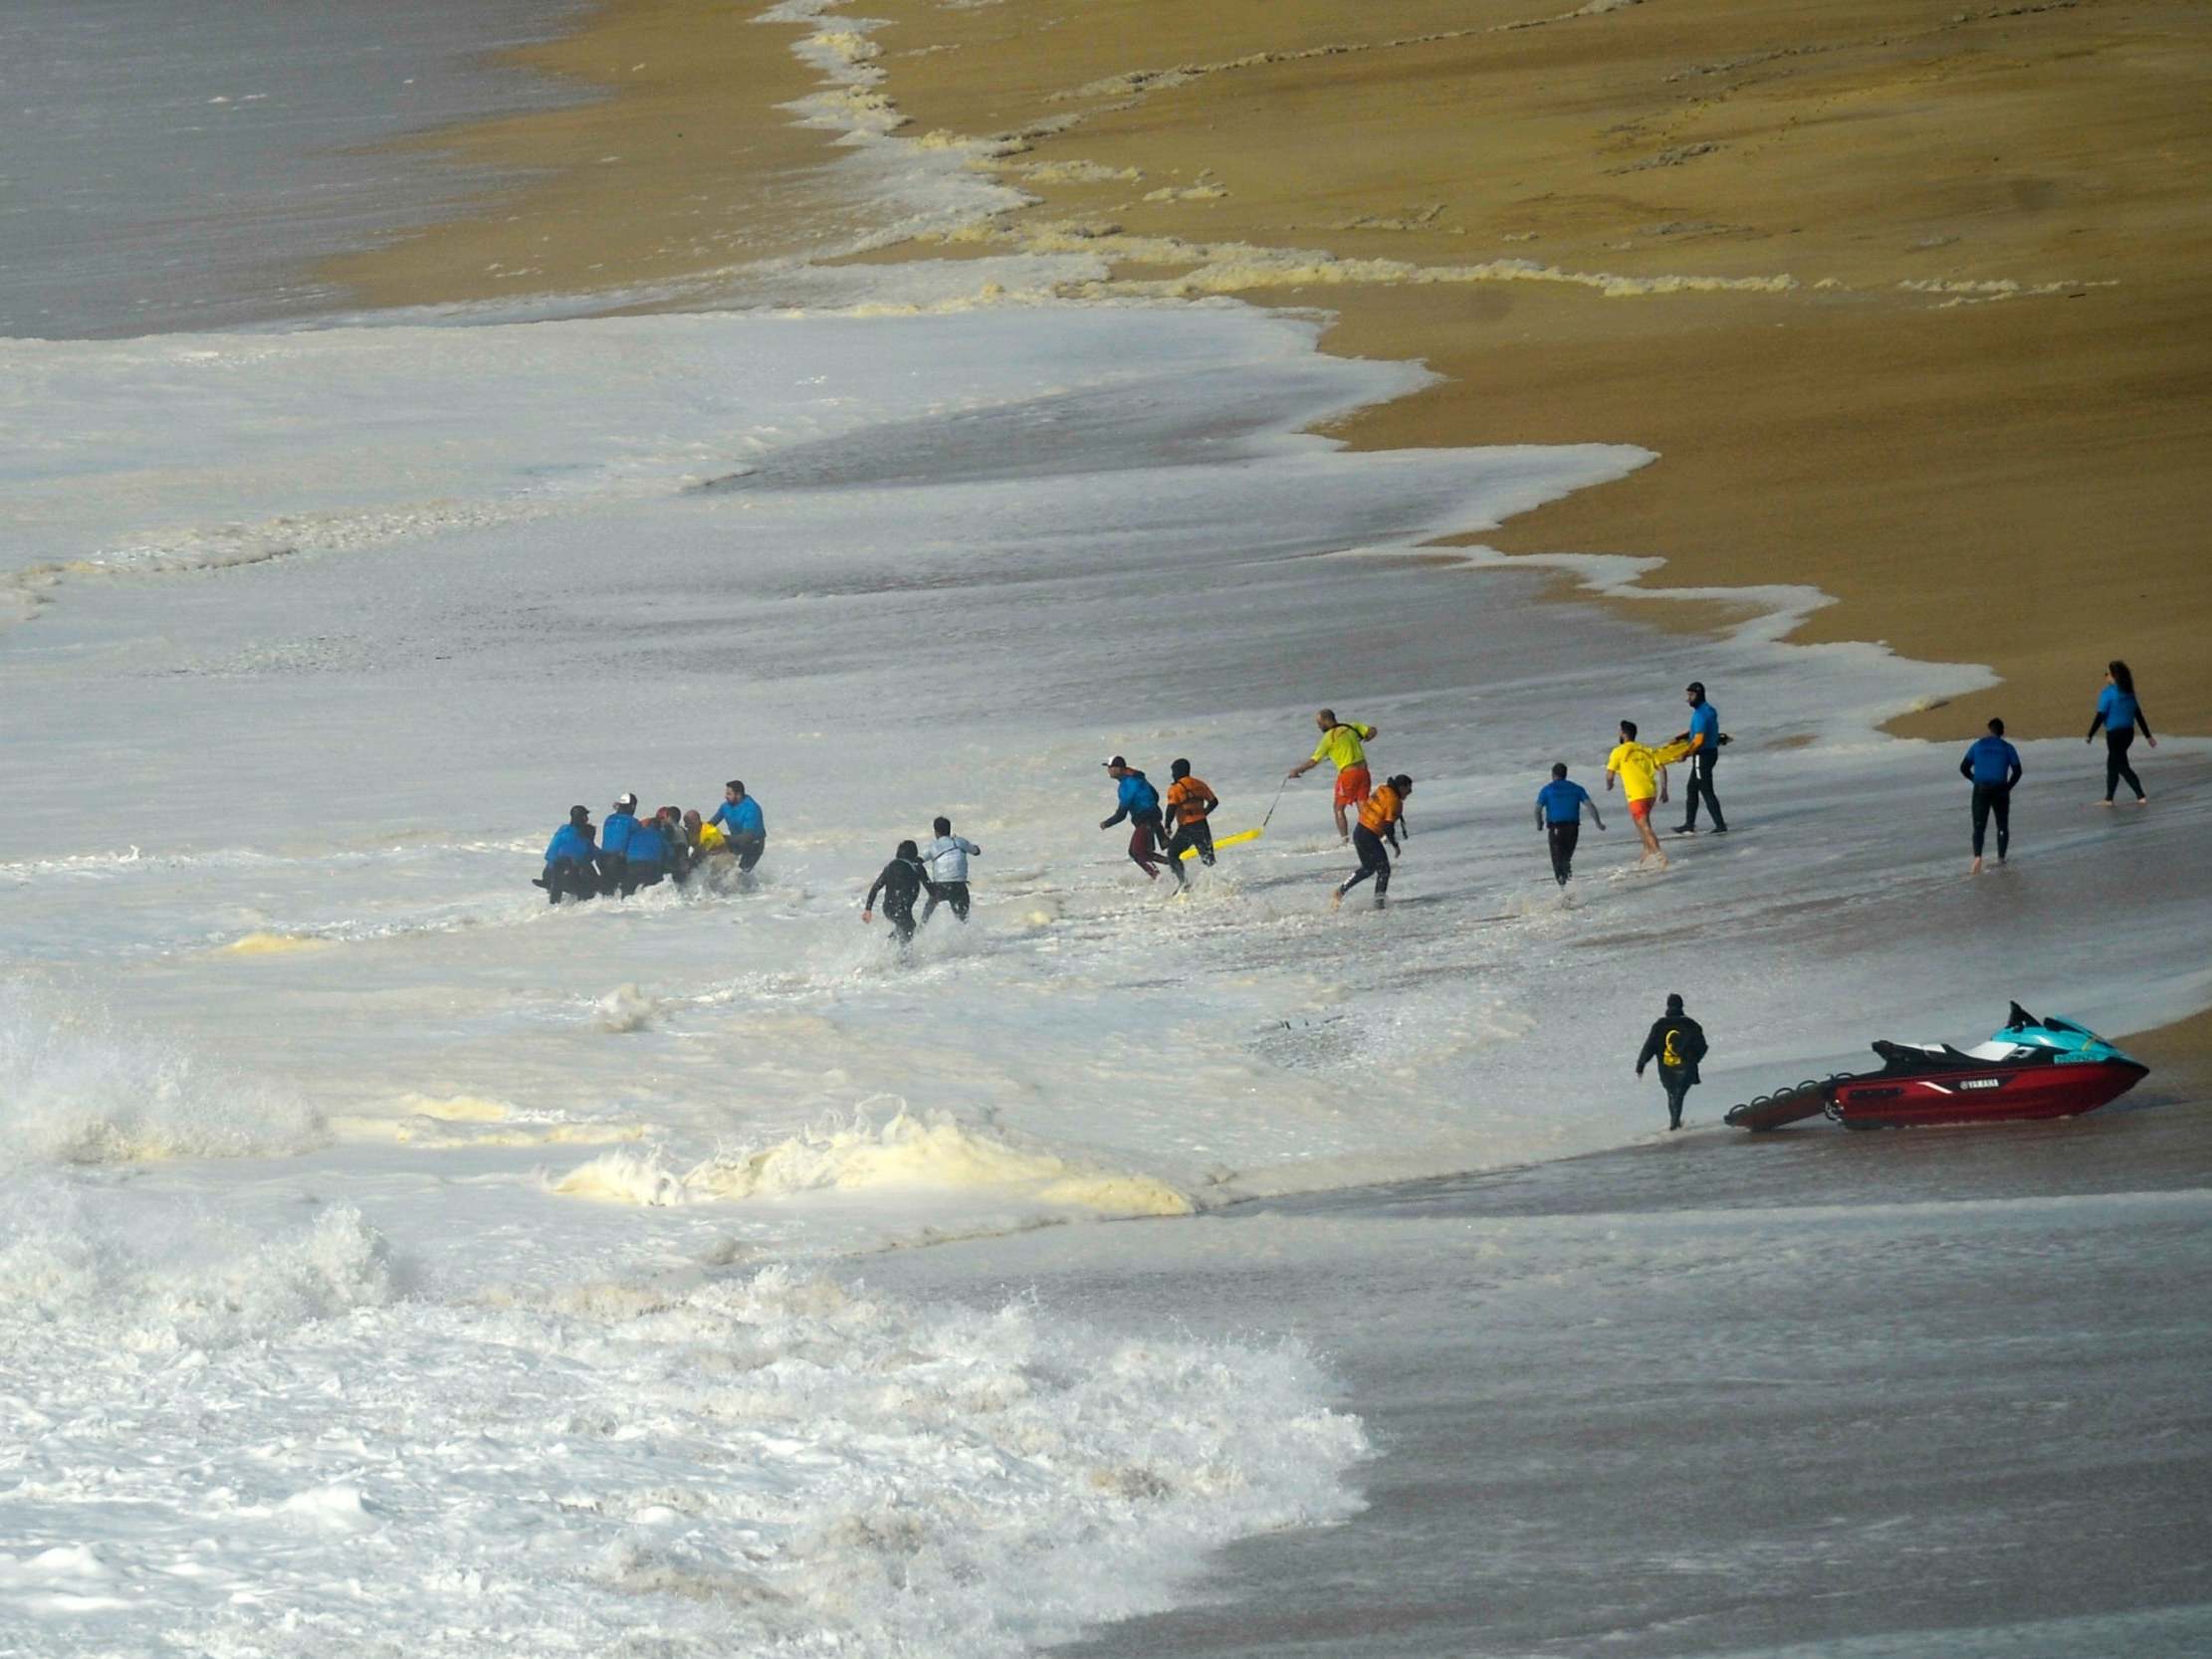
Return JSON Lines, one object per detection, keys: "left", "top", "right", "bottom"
{"left": 332, "top": 0, "right": 2211, "bottom": 741}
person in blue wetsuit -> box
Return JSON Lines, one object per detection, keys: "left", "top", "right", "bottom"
{"left": 2086, "top": 659, "right": 2156, "bottom": 805}
{"left": 536, "top": 805, "right": 599, "bottom": 904}
{"left": 1670, "top": 681, "right": 1729, "bottom": 834}
{"left": 1535, "top": 762, "right": 1607, "bottom": 888}
{"left": 1099, "top": 756, "right": 1169, "bottom": 881}
{"left": 708, "top": 779, "right": 768, "bottom": 872}
{"left": 1959, "top": 718, "right": 2024, "bottom": 875}
{"left": 596, "top": 792, "right": 639, "bottom": 894}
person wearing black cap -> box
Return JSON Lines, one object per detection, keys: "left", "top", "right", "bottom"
{"left": 597, "top": 792, "right": 639, "bottom": 895}
{"left": 536, "top": 805, "right": 599, "bottom": 904}
{"left": 1670, "top": 681, "right": 1729, "bottom": 835}
{"left": 863, "top": 839, "right": 931, "bottom": 946}
{"left": 1099, "top": 756, "right": 1170, "bottom": 881}
{"left": 1636, "top": 993, "right": 1708, "bottom": 1131}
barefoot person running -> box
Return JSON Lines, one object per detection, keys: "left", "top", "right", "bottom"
{"left": 1288, "top": 709, "right": 1380, "bottom": 843}
{"left": 2087, "top": 659, "right": 2156, "bottom": 806}
{"left": 1605, "top": 723, "right": 1669, "bottom": 869}
{"left": 1535, "top": 762, "right": 1606, "bottom": 889}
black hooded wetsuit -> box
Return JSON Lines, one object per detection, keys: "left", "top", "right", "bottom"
{"left": 866, "top": 857, "right": 929, "bottom": 943}
{"left": 1637, "top": 1013, "right": 1707, "bottom": 1129}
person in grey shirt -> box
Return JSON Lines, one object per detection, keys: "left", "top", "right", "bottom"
{"left": 920, "top": 815, "right": 982, "bottom": 924}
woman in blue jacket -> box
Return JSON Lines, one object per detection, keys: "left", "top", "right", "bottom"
{"left": 2087, "top": 659, "right": 2156, "bottom": 805}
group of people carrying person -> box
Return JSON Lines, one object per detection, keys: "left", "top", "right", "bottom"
{"left": 1530, "top": 682, "right": 1728, "bottom": 888}
{"left": 536, "top": 780, "right": 767, "bottom": 903}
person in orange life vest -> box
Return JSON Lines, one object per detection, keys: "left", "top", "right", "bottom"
{"left": 1334, "top": 773, "right": 1412, "bottom": 910}
{"left": 1161, "top": 758, "right": 1219, "bottom": 888}
{"left": 1287, "top": 709, "right": 1379, "bottom": 843}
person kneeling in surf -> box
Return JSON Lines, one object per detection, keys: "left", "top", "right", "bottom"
{"left": 1334, "top": 774, "right": 1412, "bottom": 910}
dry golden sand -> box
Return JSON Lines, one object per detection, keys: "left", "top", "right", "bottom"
{"left": 334, "top": 1, "right": 2209, "bottom": 1065}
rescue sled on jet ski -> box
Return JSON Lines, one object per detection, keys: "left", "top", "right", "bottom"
{"left": 1725, "top": 1004, "right": 2147, "bottom": 1132}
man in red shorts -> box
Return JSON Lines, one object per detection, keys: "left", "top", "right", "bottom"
{"left": 1287, "top": 708, "right": 1380, "bottom": 843}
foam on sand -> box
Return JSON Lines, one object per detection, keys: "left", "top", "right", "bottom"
{"left": 553, "top": 1106, "right": 1196, "bottom": 1219}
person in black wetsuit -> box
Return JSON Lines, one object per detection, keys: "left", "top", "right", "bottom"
{"left": 2086, "top": 659, "right": 2156, "bottom": 805}
{"left": 1959, "top": 717, "right": 2024, "bottom": 875}
{"left": 863, "top": 839, "right": 930, "bottom": 946}
{"left": 1636, "top": 993, "right": 1707, "bottom": 1132}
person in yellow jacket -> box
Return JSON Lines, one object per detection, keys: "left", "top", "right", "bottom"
{"left": 1333, "top": 773, "right": 1412, "bottom": 910}
{"left": 1605, "top": 720, "right": 1693, "bottom": 868}
{"left": 1287, "top": 708, "right": 1380, "bottom": 843}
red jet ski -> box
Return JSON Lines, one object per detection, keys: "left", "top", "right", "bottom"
{"left": 1727, "top": 1003, "right": 2149, "bottom": 1132}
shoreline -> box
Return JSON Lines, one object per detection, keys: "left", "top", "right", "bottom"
{"left": 313, "top": 0, "right": 2212, "bottom": 1078}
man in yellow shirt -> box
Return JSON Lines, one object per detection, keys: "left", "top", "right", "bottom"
{"left": 1606, "top": 720, "right": 1695, "bottom": 869}
{"left": 1287, "top": 708, "right": 1380, "bottom": 843}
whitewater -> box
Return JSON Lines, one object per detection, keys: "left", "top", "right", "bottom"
{"left": 5, "top": 3, "right": 2211, "bottom": 1655}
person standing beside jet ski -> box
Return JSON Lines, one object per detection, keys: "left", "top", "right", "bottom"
{"left": 1960, "top": 718, "right": 2023, "bottom": 876}
{"left": 1100, "top": 756, "right": 1171, "bottom": 881}
{"left": 920, "top": 816, "right": 981, "bottom": 924}
{"left": 596, "top": 792, "right": 640, "bottom": 894}
{"left": 2087, "top": 659, "right": 2155, "bottom": 806}
{"left": 1670, "top": 681, "right": 1729, "bottom": 835}
{"left": 863, "top": 839, "right": 930, "bottom": 946}
{"left": 537, "top": 805, "right": 599, "bottom": 905}
{"left": 1534, "top": 762, "right": 1605, "bottom": 889}
{"left": 1636, "top": 993, "right": 1707, "bottom": 1132}
{"left": 708, "top": 780, "right": 768, "bottom": 872}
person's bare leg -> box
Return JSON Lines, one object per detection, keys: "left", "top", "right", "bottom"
{"left": 1638, "top": 816, "right": 1666, "bottom": 868}
{"left": 1970, "top": 854, "right": 1984, "bottom": 875}
{"left": 1333, "top": 802, "right": 1350, "bottom": 842}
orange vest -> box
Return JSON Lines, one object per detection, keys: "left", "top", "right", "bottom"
{"left": 1358, "top": 783, "right": 1405, "bottom": 834}
{"left": 1165, "top": 775, "right": 1217, "bottom": 826}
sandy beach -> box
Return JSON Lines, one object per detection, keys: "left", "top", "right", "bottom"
{"left": 337, "top": 0, "right": 2211, "bottom": 742}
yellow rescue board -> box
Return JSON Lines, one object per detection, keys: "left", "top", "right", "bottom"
{"left": 1181, "top": 826, "right": 1262, "bottom": 861}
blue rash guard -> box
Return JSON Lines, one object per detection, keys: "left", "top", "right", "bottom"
{"left": 710, "top": 796, "right": 765, "bottom": 837}
{"left": 1688, "top": 702, "right": 1720, "bottom": 748}
{"left": 599, "top": 809, "right": 638, "bottom": 858}
{"left": 2092, "top": 685, "right": 2142, "bottom": 735}
{"left": 1961, "top": 735, "right": 2023, "bottom": 788}
{"left": 545, "top": 823, "right": 595, "bottom": 864}
{"left": 1535, "top": 779, "right": 1593, "bottom": 823}
{"left": 625, "top": 819, "right": 666, "bottom": 866}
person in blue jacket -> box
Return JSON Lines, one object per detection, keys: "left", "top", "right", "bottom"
{"left": 622, "top": 806, "right": 668, "bottom": 895}
{"left": 708, "top": 779, "right": 768, "bottom": 872}
{"left": 1099, "top": 755, "right": 1170, "bottom": 880}
{"left": 2086, "top": 659, "right": 2156, "bottom": 805}
{"left": 1535, "top": 762, "right": 1607, "bottom": 888}
{"left": 596, "top": 792, "right": 640, "bottom": 894}
{"left": 536, "top": 805, "right": 599, "bottom": 905}
{"left": 1670, "top": 680, "right": 1729, "bottom": 834}
{"left": 1959, "top": 718, "right": 2024, "bottom": 875}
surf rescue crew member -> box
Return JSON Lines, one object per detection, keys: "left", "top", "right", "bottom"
{"left": 708, "top": 779, "right": 767, "bottom": 873}
{"left": 1535, "top": 762, "right": 1605, "bottom": 889}
{"left": 1671, "top": 681, "right": 1729, "bottom": 835}
{"left": 1960, "top": 717, "right": 2024, "bottom": 875}
{"left": 622, "top": 803, "right": 668, "bottom": 894}
{"left": 1605, "top": 723, "right": 1669, "bottom": 869}
{"left": 1334, "top": 773, "right": 1412, "bottom": 910}
{"left": 1636, "top": 993, "right": 1707, "bottom": 1132}
{"left": 862, "top": 838, "right": 930, "bottom": 946}
{"left": 1288, "top": 710, "right": 1380, "bottom": 843}
{"left": 1162, "top": 758, "right": 1219, "bottom": 886}
{"left": 596, "top": 792, "right": 640, "bottom": 894}
{"left": 1100, "top": 756, "right": 1170, "bottom": 881}
{"left": 2087, "top": 660, "right": 2155, "bottom": 806}
{"left": 536, "top": 805, "right": 599, "bottom": 904}
{"left": 920, "top": 816, "right": 982, "bottom": 924}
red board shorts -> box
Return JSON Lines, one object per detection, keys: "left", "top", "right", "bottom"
{"left": 1628, "top": 796, "right": 1654, "bottom": 824}
{"left": 1334, "top": 763, "right": 1373, "bottom": 808}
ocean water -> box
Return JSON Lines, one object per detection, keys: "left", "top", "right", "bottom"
{"left": 4, "top": 3, "right": 2209, "bottom": 1655}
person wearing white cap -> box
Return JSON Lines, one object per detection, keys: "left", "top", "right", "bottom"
{"left": 597, "top": 792, "right": 640, "bottom": 895}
